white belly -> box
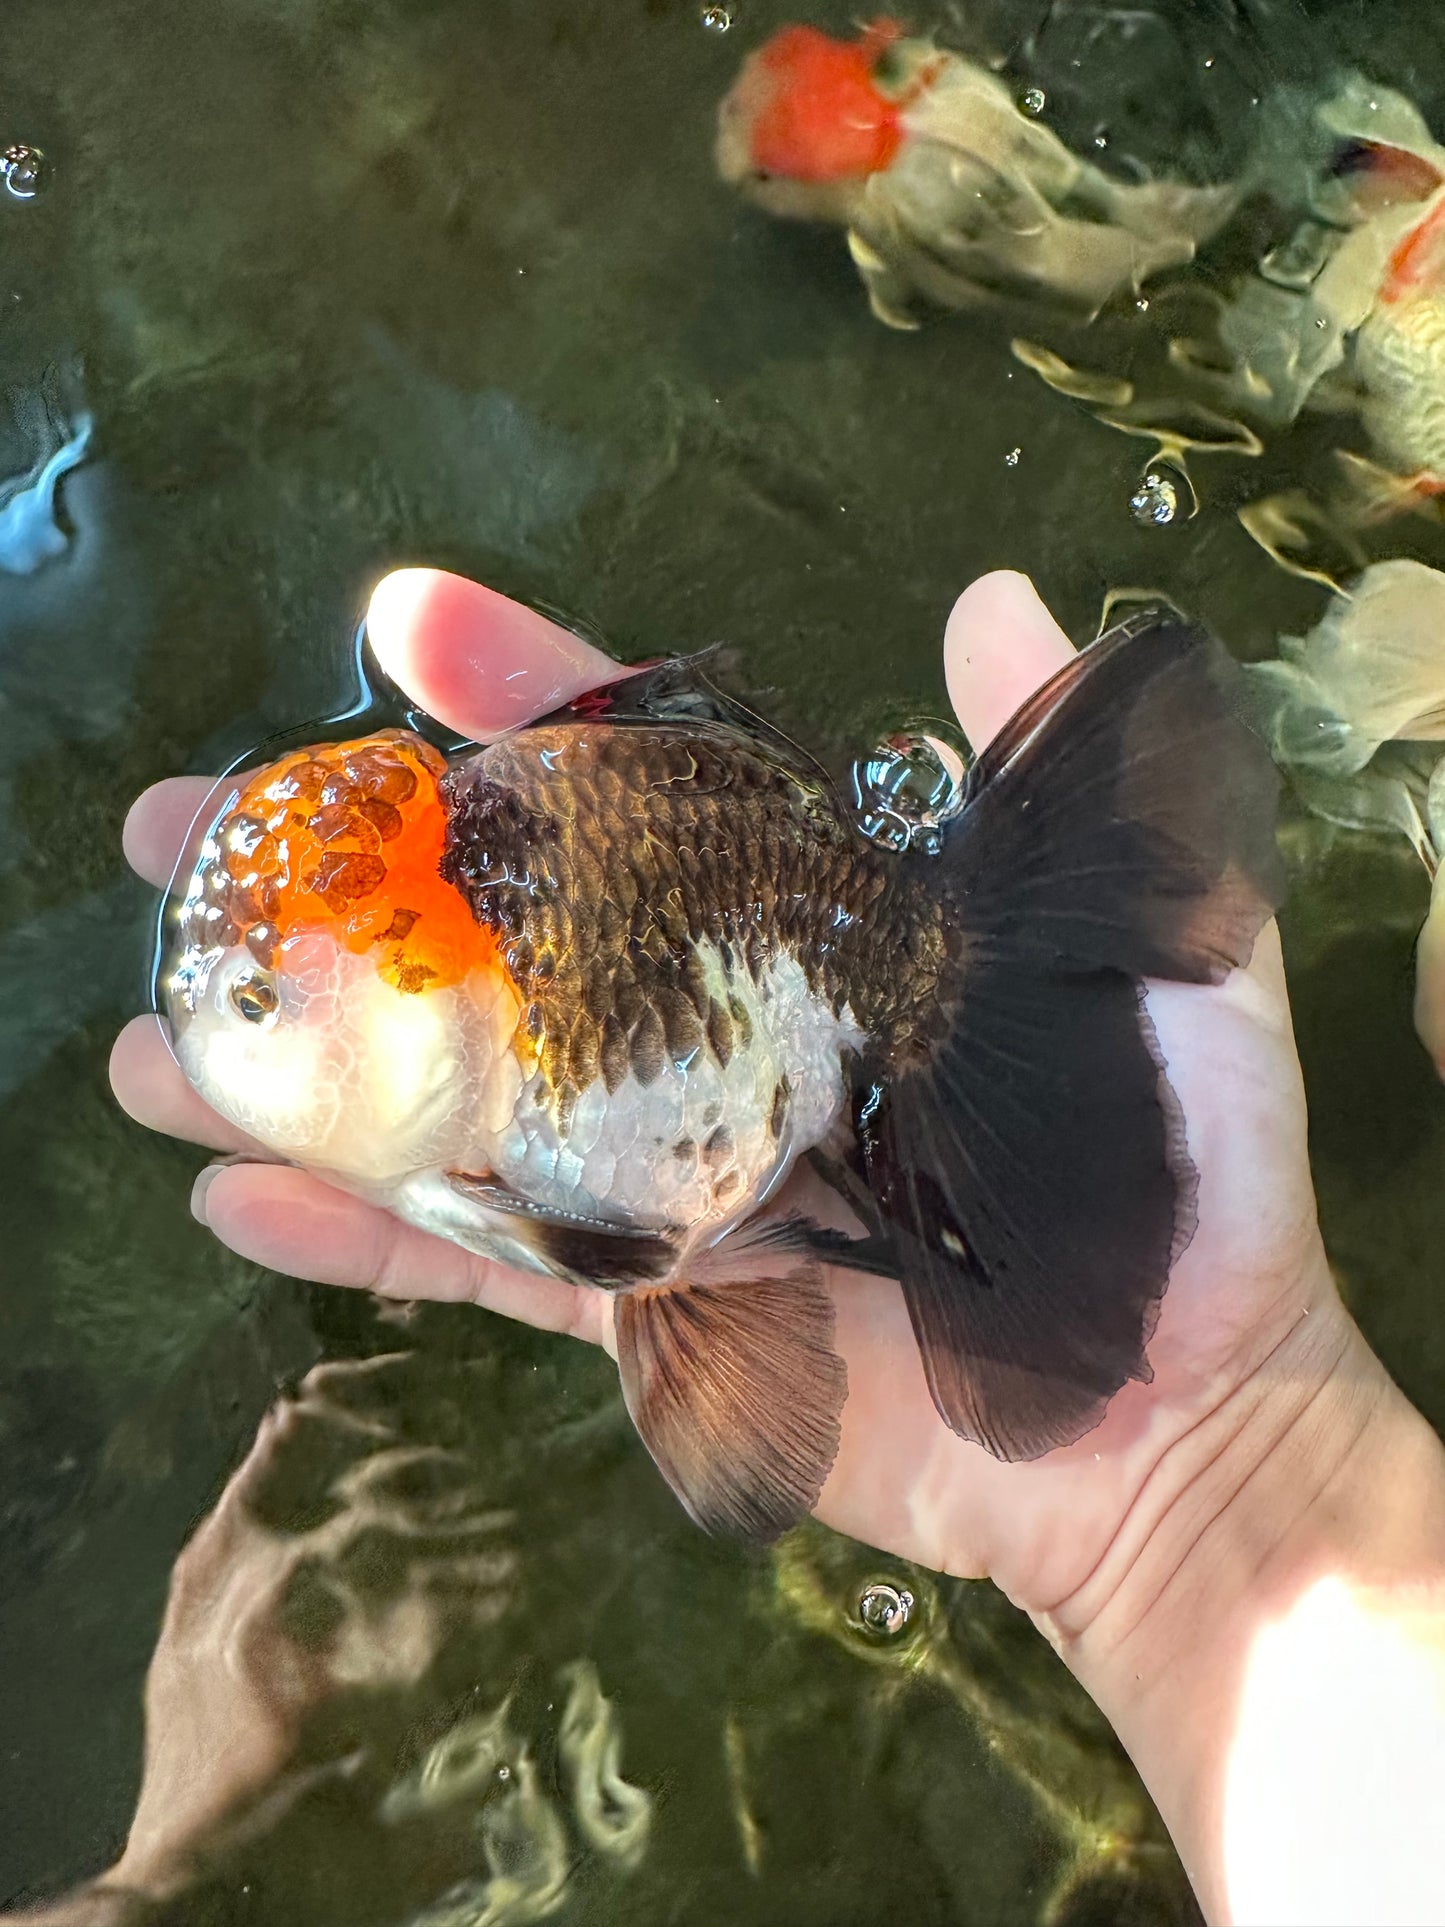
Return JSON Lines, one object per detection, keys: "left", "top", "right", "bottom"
{"left": 485, "top": 943, "right": 861, "bottom": 1233}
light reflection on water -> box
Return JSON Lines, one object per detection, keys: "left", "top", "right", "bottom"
{"left": 1, "top": 0, "right": 1444, "bottom": 1920}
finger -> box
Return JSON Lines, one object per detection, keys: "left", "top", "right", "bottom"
{"left": 110, "top": 1014, "right": 265, "bottom": 1154}
{"left": 1415, "top": 876, "right": 1445, "bottom": 1078}
{"left": 943, "top": 570, "right": 1076, "bottom": 753}
{"left": 1245, "top": 916, "right": 1290, "bottom": 1007}
{"left": 366, "top": 569, "right": 624, "bottom": 741}
{"left": 193, "top": 1161, "right": 611, "bottom": 1348}
{"left": 123, "top": 776, "right": 230, "bottom": 889}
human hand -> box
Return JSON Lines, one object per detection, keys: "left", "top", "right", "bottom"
{"left": 111, "top": 568, "right": 1346, "bottom": 1620}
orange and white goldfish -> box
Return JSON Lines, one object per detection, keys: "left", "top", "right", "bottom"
{"left": 164, "top": 618, "right": 1279, "bottom": 1539}
{"left": 715, "top": 19, "right": 1240, "bottom": 327}
{"left": 1220, "top": 76, "right": 1445, "bottom": 505}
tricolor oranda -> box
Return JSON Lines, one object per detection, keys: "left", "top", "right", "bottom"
{"left": 162, "top": 612, "right": 1282, "bottom": 1541}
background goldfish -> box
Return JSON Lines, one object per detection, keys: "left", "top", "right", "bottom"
{"left": 715, "top": 19, "right": 1241, "bottom": 326}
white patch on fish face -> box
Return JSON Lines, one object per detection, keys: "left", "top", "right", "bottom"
{"left": 171, "top": 933, "right": 509, "bottom": 1186}
{"left": 481, "top": 942, "right": 862, "bottom": 1238}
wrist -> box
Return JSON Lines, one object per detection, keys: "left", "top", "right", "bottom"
{"left": 4, "top": 1887, "right": 147, "bottom": 1926}
{"left": 1038, "top": 1263, "right": 1445, "bottom": 1922}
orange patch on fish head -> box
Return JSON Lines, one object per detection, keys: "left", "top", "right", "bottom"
{"left": 719, "top": 19, "right": 914, "bottom": 187}
{"left": 191, "top": 730, "right": 509, "bottom": 998}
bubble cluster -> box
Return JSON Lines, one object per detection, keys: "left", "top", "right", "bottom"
{"left": 172, "top": 731, "right": 498, "bottom": 997}
{"left": 851, "top": 732, "right": 967, "bottom": 856}
{"left": 2, "top": 144, "right": 46, "bottom": 200}
{"left": 1129, "top": 468, "right": 1180, "bottom": 526}
{"left": 857, "top": 1581, "right": 914, "bottom": 1638}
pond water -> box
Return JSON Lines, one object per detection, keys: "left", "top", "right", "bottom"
{"left": 3, "top": 0, "right": 1445, "bottom": 1920}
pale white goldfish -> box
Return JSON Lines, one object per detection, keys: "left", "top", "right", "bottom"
{"left": 1246, "top": 558, "right": 1445, "bottom": 1075}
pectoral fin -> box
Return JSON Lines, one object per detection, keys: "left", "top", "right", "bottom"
{"left": 614, "top": 1226, "right": 847, "bottom": 1543}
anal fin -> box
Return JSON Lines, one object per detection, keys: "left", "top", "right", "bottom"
{"left": 614, "top": 1229, "right": 847, "bottom": 1543}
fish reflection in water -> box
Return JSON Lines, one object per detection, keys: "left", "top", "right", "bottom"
{"left": 0, "top": 393, "right": 92, "bottom": 577}
{"left": 3, "top": 1355, "right": 651, "bottom": 1925}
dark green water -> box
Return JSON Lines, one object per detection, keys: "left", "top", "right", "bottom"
{"left": 2, "top": 0, "right": 1444, "bottom": 1919}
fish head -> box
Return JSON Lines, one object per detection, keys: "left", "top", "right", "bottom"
{"left": 715, "top": 19, "right": 914, "bottom": 218}
{"left": 162, "top": 730, "right": 521, "bottom": 1186}
{"left": 1333, "top": 137, "right": 1445, "bottom": 223}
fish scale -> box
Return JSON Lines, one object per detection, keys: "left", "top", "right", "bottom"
{"left": 1358, "top": 289, "right": 1445, "bottom": 478}
{"left": 441, "top": 723, "right": 940, "bottom": 1104}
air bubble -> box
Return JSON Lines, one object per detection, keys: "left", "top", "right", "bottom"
{"left": 1129, "top": 468, "right": 1180, "bottom": 526}
{"left": 850, "top": 732, "right": 967, "bottom": 856}
{"left": 1019, "top": 87, "right": 1046, "bottom": 117}
{"left": 700, "top": 4, "right": 732, "bottom": 29}
{"left": 2, "top": 145, "right": 46, "bottom": 200}
{"left": 858, "top": 1582, "right": 914, "bottom": 1638}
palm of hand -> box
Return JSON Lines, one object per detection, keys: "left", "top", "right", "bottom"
{"left": 112, "top": 568, "right": 1330, "bottom": 1615}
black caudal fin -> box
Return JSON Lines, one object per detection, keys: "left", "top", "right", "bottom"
{"left": 859, "top": 611, "right": 1283, "bottom": 1462}
{"left": 613, "top": 1224, "right": 848, "bottom": 1543}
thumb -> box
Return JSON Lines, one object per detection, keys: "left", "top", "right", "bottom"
{"left": 366, "top": 568, "right": 624, "bottom": 739}
{"left": 943, "top": 570, "right": 1076, "bottom": 754}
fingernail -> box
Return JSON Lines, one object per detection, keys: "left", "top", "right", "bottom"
{"left": 191, "top": 1164, "right": 222, "bottom": 1224}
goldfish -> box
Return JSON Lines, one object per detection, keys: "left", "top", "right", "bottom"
{"left": 1245, "top": 558, "right": 1445, "bottom": 1077}
{"left": 163, "top": 614, "right": 1280, "bottom": 1541}
{"left": 1248, "top": 558, "right": 1445, "bottom": 780}
{"left": 715, "top": 19, "right": 1240, "bottom": 327}
{"left": 1219, "top": 76, "right": 1445, "bottom": 508}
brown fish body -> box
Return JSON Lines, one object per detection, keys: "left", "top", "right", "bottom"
{"left": 443, "top": 716, "right": 946, "bottom": 1127}
{"left": 166, "top": 621, "right": 1282, "bottom": 1541}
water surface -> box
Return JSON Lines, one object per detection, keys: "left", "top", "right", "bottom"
{"left": 2, "top": 0, "right": 1444, "bottom": 1919}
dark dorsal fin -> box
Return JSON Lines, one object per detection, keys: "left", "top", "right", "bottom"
{"left": 536, "top": 650, "right": 832, "bottom": 786}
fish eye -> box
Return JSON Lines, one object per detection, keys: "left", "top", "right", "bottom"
{"left": 229, "top": 970, "right": 279, "bottom": 1025}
